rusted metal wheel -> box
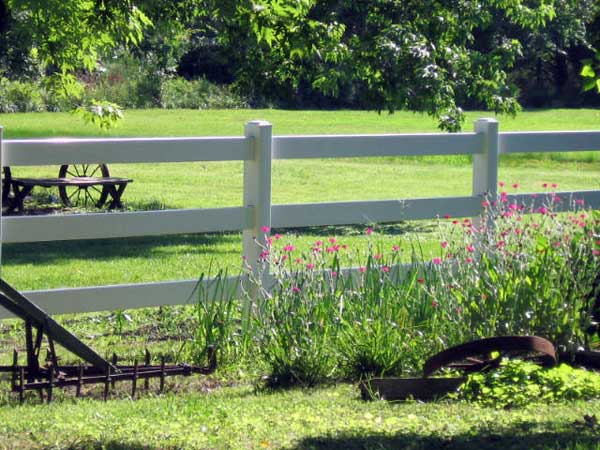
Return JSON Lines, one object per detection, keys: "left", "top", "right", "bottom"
{"left": 2, "top": 167, "right": 12, "bottom": 203}
{"left": 58, "top": 164, "right": 110, "bottom": 207}
{"left": 422, "top": 336, "right": 556, "bottom": 378}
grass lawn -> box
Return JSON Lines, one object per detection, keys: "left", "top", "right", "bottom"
{"left": 0, "top": 108, "right": 600, "bottom": 449}
{"left": 0, "top": 384, "right": 599, "bottom": 450}
{"left": 1, "top": 109, "right": 600, "bottom": 291}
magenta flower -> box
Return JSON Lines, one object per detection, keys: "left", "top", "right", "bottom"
{"left": 431, "top": 300, "right": 439, "bottom": 308}
{"left": 594, "top": 250, "right": 600, "bottom": 257}
{"left": 465, "top": 257, "right": 473, "bottom": 263}
{"left": 466, "top": 245, "right": 475, "bottom": 253}
{"left": 306, "top": 263, "right": 315, "bottom": 269}
{"left": 441, "top": 241, "right": 448, "bottom": 249}
{"left": 283, "top": 244, "right": 295, "bottom": 253}
{"left": 392, "top": 244, "right": 400, "bottom": 252}
{"left": 443, "top": 214, "right": 452, "bottom": 219}
{"left": 481, "top": 200, "right": 490, "bottom": 207}
{"left": 512, "top": 183, "right": 520, "bottom": 189}
{"left": 499, "top": 181, "right": 505, "bottom": 187}
{"left": 432, "top": 257, "right": 442, "bottom": 265}
{"left": 315, "top": 240, "right": 323, "bottom": 247}
{"left": 292, "top": 286, "right": 301, "bottom": 293}
{"left": 259, "top": 250, "right": 269, "bottom": 260}
{"left": 328, "top": 237, "right": 337, "bottom": 244}
{"left": 575, "top": 199, "right": 584, "bottom": 206}
{"left": 331, "top": 271, "right": 338, "bottom": 277}
{"left": 542, "top": 183, "right": 548, "bottom": 188}
{"left": 261, "top": 226, "right": 270, "bottom": 233}
{"left": 358, "top": 266, "right": 366, "bottom": 273}
{"left": 374, "top": 254, "right": 382, "bottom": 260}
{"left": 365, "top": 227, "right": 373, "bottom": 235}
{"left": 552, "top": 183, "right": 558, "bottom": 188}
{"left": 381, "top": 266, "right": 390, "bottom": 273}
{"left": 274, "top": 234, "right": 282, "bottom": 240}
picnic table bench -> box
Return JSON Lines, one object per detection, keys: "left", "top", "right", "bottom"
{"left": 2, "top": 164, "right": 132, "bottom": 213}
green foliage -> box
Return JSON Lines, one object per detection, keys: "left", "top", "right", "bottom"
{"left": 73, "top": 100, "right": 124, "bottom": 130}
{"left": 581, "top": 50, "right": 600, "bottom": 93}
{"left": 190, "top": 269, "right": 239, "bottom": 367}
{"left": 458, "top": 359, "right": 600, "bottom": 408}
{"left": 0, "top": 77, "right": 44, "bottom": 112}
{"left": 160, "top": 77, "right": 248, "bottom": 109}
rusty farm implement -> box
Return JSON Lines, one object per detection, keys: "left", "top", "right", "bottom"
{"left": 0, "top": 279, "right": 216, "bottom": 403}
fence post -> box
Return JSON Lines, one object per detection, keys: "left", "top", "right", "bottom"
{"left": 472, "top": 118, "right": 499, "bottom": 230}
{"left": 242, "top": 120, "right": 272, "bottom": 297}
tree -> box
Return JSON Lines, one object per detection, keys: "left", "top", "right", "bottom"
{"left": 2, "top": 0, "right": 150, "bottom": 98}
{"left": 216, "top": 0, "right": 560, "bottom": 130}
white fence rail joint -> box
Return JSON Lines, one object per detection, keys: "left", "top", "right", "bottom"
{"left": 0, "top": 119, "right": 599, "bottom": 318}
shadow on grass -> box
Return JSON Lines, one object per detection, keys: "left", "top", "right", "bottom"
{"left": 2, "top": 233, "right": 240, "bottom": 265}
{"left": 289, "top": 427, "right": 600, "bottom": 450}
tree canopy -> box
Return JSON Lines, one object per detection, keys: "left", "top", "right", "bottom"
{"left": 1, "top": 0, "right": 598, "bottom": 129}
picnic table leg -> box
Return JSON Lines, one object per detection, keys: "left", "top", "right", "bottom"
{"left": 7, "top": 184, "right": 34, "bottom": 213}
{"left": 106, "top": 183, "right": 128, "bottom": 209}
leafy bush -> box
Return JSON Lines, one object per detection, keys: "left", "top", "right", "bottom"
{"left": 0, "top": 77, "right": 45, "bottom": 113}
{"left": 160, "top": 77, "right": 248, "bottom": 109}
{"left": 458, "top": 359, "right": 600, "bottom": 408}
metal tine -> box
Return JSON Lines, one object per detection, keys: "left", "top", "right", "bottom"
{"left": 76, "top": 365, "right": 83, "bottom": 398}
{"left": 111, "top": 353, "right": 118, "bottom": 390}
{"left": 11, "top": 349, "right": 18, "bottom": 391}
{"left": 103, "top": 366, "right": 111, "bottom": 401}
{"left": 18, "top": 367, "right": 24, "bottom": 404}
{"left": 47, "top": 367, "right": 53, "bottom": 403}
{"left": 159, "top": 357, "right": 166, "bottom": 394}
{"left": 131, "top": 359, "right": 138, "bottom": 399}
{"left": 144, "top": 349, "right": 151, "bottom": 391}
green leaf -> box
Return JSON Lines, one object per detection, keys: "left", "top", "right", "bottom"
{"left": 580, "top": 65, "right": 595, "bottom": 78}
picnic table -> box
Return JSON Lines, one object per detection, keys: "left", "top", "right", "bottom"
{"left": 1, "top": 164, "right": 132, "bottom": 212}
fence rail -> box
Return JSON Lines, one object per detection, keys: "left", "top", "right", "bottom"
{"left": 0, "top": 118, "right": 599, "bottom": 318}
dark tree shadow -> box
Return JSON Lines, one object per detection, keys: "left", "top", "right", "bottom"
{"left": 288, "top": 426, "right": 600, "bottom": 450}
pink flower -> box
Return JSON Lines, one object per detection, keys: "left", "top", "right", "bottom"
{"left": 499, "top": 181, "right": 505, "bottom": 187}
{"left": 326, "top": 246, "right": 335, "bottom": 253}
{"left": 365, "top": 227, "right": 373, "bottom": 235}
{"left": 452, "top": 220, "right": 460, "bottom": 225}
{"left": 306, "top": 263, "right": 315, "bottom": 269}
{"left": 331, "top": 271, "right": 338, "bottom": 277}
{"left": 553, "top": 196, "right": 562, "bottom": 203}
{"left": 465, "top": 257, "right": 473, "bottom": 263}
{"left": 382, "top": 266, "right": 390, "bottom": 273}
{"left": 432, "top": 257, "right": 442, "bottom": 265}
{"left": 512, "top": 183, "right": 520, "bottom": 189}
{"left": 261, "top": 226, "right": 270, "bottom": 233}
{"left": 542, "top": 183, "right": 548, "bottom": 188}
{"left": 537, "top": 206, "right": 548, "bottom": 215}
{"left": 358, "top": 266, "right": 366, "bottom": 273}
{"left": 575, "top": 199, "right": 584, "bottom": 206}
{"left": 374, "top": 254, "right": 382, "bottom": 260}
{"left": 259, "top": 250, "right": 269, "bottom": 260}
{"left": 328, "top": 237, "right": 337, "bottom": 244}
{"left": 594, "top": 250, "right": 600, "bottom": 257}
{"left": 481, "top": 200, "right": 490, "bottom": 207}
{"left": 392, "top": 245, "right": 401, "bottom": 252}
{"left": 266, "top": 237, "right": 273, "bottom": 246}
{"left": 274, "top": 234, "right": 282, "bottom": 240}
{"left": 312, "top": 247, "right": 322, "bottom": 253}
{"left": 341, "top": 244, "right": 348, "bottom": 250}
{"left": 466, "top": 245, "right": 475, "bottom": 253}
{"left": 443, "top": 214, "right": 452, "bottom": 219}
{"left": 295, "top": 258, "right": 303, "bottom": 264}
{"left": 292, "top": 286, "right": 301, "bottom": 293}
{"left": 431, "top": 300, "right": 439, "bottom": 308}
{"left": 315, "top": 240, "right": 323, "bottom": 247}
{"left": 551, "top": 183, "right": 558, "bottom": 188}
{"left": 441, "top": 241, "right": 448, "bottom": 249}
{"left": 283, "top": 244, "right": 295, "bottom": 253}
{"left": 509, "top": 203, "right": 518, "bottom": 211}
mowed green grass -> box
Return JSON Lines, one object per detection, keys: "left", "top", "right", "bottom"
{"left": 0, "top": 109, "right": 599, "bottom": 291}
{"left": 0, "top": 383, "right": 598, "bottom": 450}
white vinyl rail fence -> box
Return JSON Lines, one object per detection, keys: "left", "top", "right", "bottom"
{"left": 0, "top": 118, "right": 600, "bottom": 319}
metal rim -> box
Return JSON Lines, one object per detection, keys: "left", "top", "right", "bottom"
{"left": 57, "top": 164, "right": 110, "bottom": 207}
